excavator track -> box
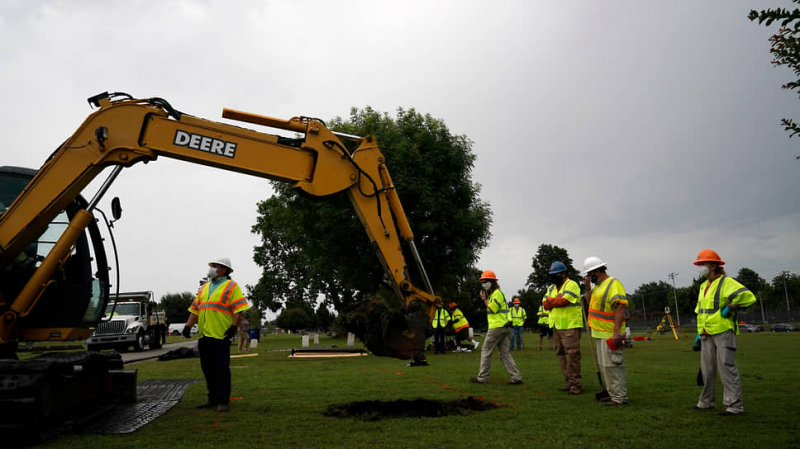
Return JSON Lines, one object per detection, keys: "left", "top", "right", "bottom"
{"left": 0, "top": 351, "right": 134, "bottom": 446}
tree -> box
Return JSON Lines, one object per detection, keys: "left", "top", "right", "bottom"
{"left": 769, "top": 271, "right": 799, "bottom": 311}
{"left": 250, "top": 107, "right": 492, "bottom": 314}
{"left": 737, "top": 268, "right": 769, "bottom": 293}
{"left": 275, "top": 308, "right": 312, "bottom": 333}
{"left": 525, "top": 244, "right": 580, "bottom": 294}
{"left": 248, "top": 306, "right": 263, "bottom": 330}
{"left": 631, "top": 281, "right": 671, "bottom": 313}
{"left": 159, "top": 292, "right": 194, "bottom": 324}
{"left": 314, "top": 304, "right": 335, "bottom": 331}
{"left": 749, "top": 3, "right": 800, "bottom": 158}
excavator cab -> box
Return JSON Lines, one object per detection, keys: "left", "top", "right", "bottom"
{"left": 0, "top": 166, "right": 111, "bottom": 350}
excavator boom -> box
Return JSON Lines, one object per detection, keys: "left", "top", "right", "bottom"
{"left": 0, "top": 92, "right": 438, "bottom": 359}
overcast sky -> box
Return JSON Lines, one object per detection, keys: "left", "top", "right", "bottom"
{"left": 2, "top": 1, "right": 798, "bottom": 317}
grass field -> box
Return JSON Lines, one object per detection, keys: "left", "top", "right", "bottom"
{"left": 42, "top": 330, "right": 800, "bottom": 449}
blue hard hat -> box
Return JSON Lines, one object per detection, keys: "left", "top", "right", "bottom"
{"left": 549, "top": 261, "right": 567, "bottom": 274}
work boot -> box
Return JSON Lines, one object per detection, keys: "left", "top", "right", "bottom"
{"left": 558, "top": 386, "right": 571, "bottom": 392}
{"left": 217, "top": 404, "right": 229, "bottom": 412}
{"left": 569, "top": 387, "right": 582, "bottom": 395}
{"left": 196, "top": 401, "right": 216, "bottom": 409}
{"left": 470, "top": 377, "right": 487, "bottom": 384}
{"left": 509, "top": 379, "right": 524, "bottom": 385}
{"left": 605, "top": 400, "right": 628, "bottom": 407}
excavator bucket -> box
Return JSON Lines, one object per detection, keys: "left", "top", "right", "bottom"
{"left": 339, "top": 299, "right": 431, "bottom": 360}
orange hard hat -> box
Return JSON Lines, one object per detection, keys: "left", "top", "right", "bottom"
{"left": 449, "top": 302, "right": 457, "bottom": 309}
{"left": 513, "top": 298, "right": 521, "bottom": 304}
{"left": 479, "top": 270, "right": 498, "bottom": 281}
{"left": 694, "top": 249, "right": 725, "bottom": 266}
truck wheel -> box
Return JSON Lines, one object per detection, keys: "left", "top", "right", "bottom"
{"left": 133, "top": 331, "right": 145, "bottom": 352}
{"left": 150, "top": 329, "right": 164, "bottom": 350}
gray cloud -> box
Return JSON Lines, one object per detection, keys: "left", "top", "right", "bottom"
{"left": 1, "top": 0, "right": 797, "bottom": 313}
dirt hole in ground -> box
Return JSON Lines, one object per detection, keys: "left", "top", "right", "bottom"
{"left": 324, "top": 396, "right": 501, "bottom": 421}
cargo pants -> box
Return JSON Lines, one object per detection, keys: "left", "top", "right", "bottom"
{"left": 595, "top": 337, "right": 628, "bottom": 404}
{"left": 476, "top": 327, "right": 523, "bottom": 383}
{"left": 697, "top": 330, "right": 743, "bottom": 414}
{"left": 554, "top": 327, "right": 582, "bottom": 390}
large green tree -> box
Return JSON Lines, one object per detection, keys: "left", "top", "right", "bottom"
{"left": 525, "top": 244, "right": 580, "bottom": 295}
{"left": 275, "top": 308, "right": 312, "bottom": 333}
{"left": 769, "top": 271, "right": 799, "bottom": 311}
{"left": 749, "top": 2, "right": 800, "bottom": 157}
{"left": 159, "top": 291, "right": 194, "bottom": 324}
{"left": 249, "top": 107, "right": 492, "bottom": 314}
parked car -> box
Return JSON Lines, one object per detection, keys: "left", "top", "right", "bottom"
{"left": 771, "top": 323, "right": 799, "bottom": 332}
{"left": 168, "top": 323, "right": 198, "bottom": 336}
{"left": 739, "top": 324, "right": 761, "bottom": 333}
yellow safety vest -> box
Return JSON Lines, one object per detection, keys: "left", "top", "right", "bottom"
{"left": 189, "top": 278, "right": 250, "bottom": 339}
{"left": 537, "top": 305, "right": 550, "bottom": 326}
{"left": 587, "top": 277, "right": 627, "bottom": 338}
{"left": 509, "top": 306, "right": 527, "bottom": 326}
{"left": 451, "top": 308, "right": 469, "bottom": 331}
{"left": 695, "top": 275, "right": 756, "bottom": 336}
{"left": 432, "top": 308, "right": 450, "bottom": 328}
{"left": 486, "top": 289, "right": 510, "bottom": 329}
{"left": 545, "top": 279, "right": 583, "bottom": 330}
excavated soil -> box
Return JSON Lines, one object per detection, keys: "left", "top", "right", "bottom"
{"left": 324, "top": 396, "right": 500, "bottom": 421}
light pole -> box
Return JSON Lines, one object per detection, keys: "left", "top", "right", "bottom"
{"left": 668, "top": 272, "right": 680, "bottom": 325}
{"left": 641, "top": 297, "right": 647, "bottom": 327}
{"left": 780, "top": 271, "right": 791, "bottom": 318}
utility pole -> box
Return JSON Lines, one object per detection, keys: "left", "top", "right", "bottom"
{"left": 641, "top": 297, "right": 647, "bottom": 328}
{"left": 668, "top": 272, "right": 680, "bottom": 325}
{"left": 780, "top": 271, "right": 792, "bottom": 319}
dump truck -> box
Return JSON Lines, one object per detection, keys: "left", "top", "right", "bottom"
{"left": 0, "top": 92, "right": 439, "bottom": 442}
{"left": 86, "top": 291, "right": 167, "bottom": 352}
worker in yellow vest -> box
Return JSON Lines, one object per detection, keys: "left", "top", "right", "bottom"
{"left": 449, "top": 302, "right": 480, "bottom": 351}
{"left": 584, "top": 256, "right": 628, "bottom": 406}
{"left": 470, "top": 270, "right": 523, "bottom": 385}
{"left": 543, "top": 261, "right": 583, "bottom": 395}
{"left": 693, "top": 250, "right": 756, "bottom": 416}
{"left": 537, "top": 303, "right": 554, "bottom": 351}
{"left": 431, "top": 301, "right": 451, "bottom": 354}
{"left": 184, "top": 257, "right": 250, "bottom": 413}
{"left": 508, "top": 298, "right": 527, "bottom": 350}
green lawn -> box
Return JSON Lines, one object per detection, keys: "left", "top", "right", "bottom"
{"left": 42, "top": 331, "right": 800, "bottom": 449}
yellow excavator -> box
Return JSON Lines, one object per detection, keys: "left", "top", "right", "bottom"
{"left": 0, "top": 92, "right": 439, "bottom": 438}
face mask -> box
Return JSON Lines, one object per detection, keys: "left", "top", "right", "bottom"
{"left": 698, "top": 265, "right": 710, "bottom": 277}
{"left": 208, "top": 266, "right": 219, "bottom": 279}
{"left": 481, "top": 281, "right": 492, "bottom": 291}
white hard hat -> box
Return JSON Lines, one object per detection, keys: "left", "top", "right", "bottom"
{"left": 209, "top": 257, "right": 233, "bottom": 273}
{"left": 583, "top": 256, "right": 607, "bottom": 275}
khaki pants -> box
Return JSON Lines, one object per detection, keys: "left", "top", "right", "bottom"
{"left": 698, "top": 330, "right": 743, "bottom": 413}
{"left": 237, "top": 330, "right": 250, "bottom": 352}
{"left": 595, "top": 338, "right": 628, "bottom": 403}
{"left": 554, "top": 328, "right": 582, "bottom": 389}
{"left": 476, "top": 327, "right": 522, "bottom": 383}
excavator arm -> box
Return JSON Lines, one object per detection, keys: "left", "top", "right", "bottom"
{"left": 0, "top": 92, "right": 437, "bottom": 359}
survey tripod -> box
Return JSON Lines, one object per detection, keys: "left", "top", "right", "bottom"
{"left": 650, "top": 307, "right": 689, "bottom": 340}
